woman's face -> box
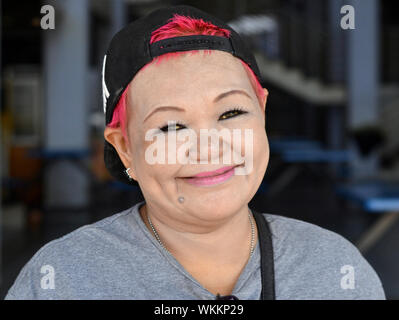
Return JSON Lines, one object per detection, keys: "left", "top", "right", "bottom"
{"left": 114, "top": 50, "right": 269, "bottom": 223}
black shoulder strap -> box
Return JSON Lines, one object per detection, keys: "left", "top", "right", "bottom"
{"left": 251, "top": 209, "right": 276, "bottom": 300}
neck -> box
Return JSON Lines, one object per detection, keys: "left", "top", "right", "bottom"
{"left": 139, "top": 202, "right": 257, "bottom": 266}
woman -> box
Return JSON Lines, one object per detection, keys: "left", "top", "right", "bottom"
{"left": 6, "top": 5, "right": 385, "bottom": 300}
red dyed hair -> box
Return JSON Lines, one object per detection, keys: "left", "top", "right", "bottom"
{"left": 108, "top": 14, "right": 265, "bottom": 138}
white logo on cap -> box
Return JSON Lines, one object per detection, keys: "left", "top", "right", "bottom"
{"left": 102, "top": 55, "right": 110, "bottom": 114}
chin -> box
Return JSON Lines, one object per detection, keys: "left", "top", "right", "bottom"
{"left": 187, "top": 187, "right": 248, "bottom": 219}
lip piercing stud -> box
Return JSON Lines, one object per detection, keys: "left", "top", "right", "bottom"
{"left": 178, "top": 196, "right": 185, "bottom": 203}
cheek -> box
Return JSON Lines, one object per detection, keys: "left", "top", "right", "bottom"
{"left": 133, "top": 132, "right": 182, "bottom": 181}
{"left": 237, "top": 118, "right": 268, "bottom": 153}
{"left": 254, "top": 125, "right": 268, "bottom": 154}
{"left": 241, "top": 122, "right": 269, "bottom": 175}
{"left": 254, "top": 125, "right": 269, "bottom": 163}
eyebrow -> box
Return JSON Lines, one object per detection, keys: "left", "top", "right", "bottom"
{"left": 213, "top": 89, "right": 252, "bottom": 103}
{"left": 143, "top": 89, "right": 252, "bottom": 123}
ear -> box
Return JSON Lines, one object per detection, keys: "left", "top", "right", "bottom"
{"left": 104, "top": 126, "right": 137, "bottom": 181}
{"left": 261, "top": 88, "right": 268, "bottom": 111}
{"left": 260, "top": 88, "right": 268, "bottom": 121}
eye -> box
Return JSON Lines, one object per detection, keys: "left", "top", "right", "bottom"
{"left": 219, "top": 107, "right": 248, "bottom": 120}
{"left": 158, "top": 121, "right": 186, "bottom": 132}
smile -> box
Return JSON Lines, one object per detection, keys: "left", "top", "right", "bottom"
{"left": 181, "top": 164, "right": 243, "bottom": 187}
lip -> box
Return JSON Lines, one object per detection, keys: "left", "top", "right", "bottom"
{"left": 190, "top": 165, "right": 237, "bottom": 178}
{"left": 182, "top": 164, "right": 242, "bottom": 187}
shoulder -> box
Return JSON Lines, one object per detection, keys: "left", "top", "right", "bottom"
{"left": 263, "top": 213, "right": 354, "bottom": 251}
{"left": 5, "top": 205, "right": 140, "bottom": 300}
{"left": 261, "top": 213, "right": 386, "bottom": 300}
{"left": 28, "top": 206, "right": 137, "bottom": 261}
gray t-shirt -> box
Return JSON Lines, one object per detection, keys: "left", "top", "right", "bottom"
{"left": 5, "top": 201, "right": 385, "bottom": 300}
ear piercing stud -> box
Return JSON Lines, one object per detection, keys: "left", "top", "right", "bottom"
{"left": 125, "top": 168, "right": 133, "bottom": 180}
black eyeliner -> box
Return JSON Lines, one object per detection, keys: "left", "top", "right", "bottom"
{"left": 158, "top": 106, "right": 248, "bottom": 132}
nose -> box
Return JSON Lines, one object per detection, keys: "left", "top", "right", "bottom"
{"left": 185, "top": 127, "right": 227, "bottom": 164}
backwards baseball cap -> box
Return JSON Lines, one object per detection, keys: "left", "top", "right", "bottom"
{"left": 102, "top": 4, "right": 263, "bottom": 186}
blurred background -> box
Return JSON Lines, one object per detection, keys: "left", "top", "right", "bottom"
{"left": 1, "top": 0, "right": 399, "bottom": 299}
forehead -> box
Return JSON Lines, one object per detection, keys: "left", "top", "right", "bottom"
{"left": 127, "top": 50, "right": 253, "bottom": 112}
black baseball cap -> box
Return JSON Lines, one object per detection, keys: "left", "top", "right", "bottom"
{"left": 102, "top": 4, "right": 263, "bottom": 185}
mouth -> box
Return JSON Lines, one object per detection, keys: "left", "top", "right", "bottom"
{"left": 182, "top": 164, "right": 244, "bottom": 179}
{"left": 180, "top": 163, "right": 245, "bottom": 187}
